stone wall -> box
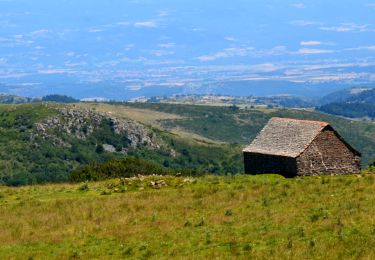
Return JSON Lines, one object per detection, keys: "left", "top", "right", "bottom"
{"left": 243, "top": 152, "right": 297, "bottom": 177}
{"left": 297, "top": 128, "right": 361, "bottom": 176}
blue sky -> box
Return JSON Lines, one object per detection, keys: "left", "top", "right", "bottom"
{"left": 0, "top": 0, "right": 374, "bottom": 98}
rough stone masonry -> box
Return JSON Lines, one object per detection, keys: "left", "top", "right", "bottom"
{"left": 243, "top": 117, "right": 361, "bottom": 177}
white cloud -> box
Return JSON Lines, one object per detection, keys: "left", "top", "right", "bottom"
{"left": 192, "top": 27, "right": 204, "bottom": 32}
{"left": 224, "top": 36, "right": 237, "bottom": 42}
{"left": 362, "top": 46, "right": 375, "bottom": 50}
{"left": 300, "top": 61, "right": 375, "bottom": 71}
{"left": 290, "top": 3, "right": 306, "bottom": 9}
{"left": 66, "top": 52, "right": 76, "bottom": 57}
{"left": 309, "top": 73, "right": 364, "bottom": 82}
{"left": 0, "top": 37, "right": 12, "bottom": 43}
{"left": 320, "top": 23, "right": 373, "bottom": 33}
{"left": 197, "top": 45, "right": 289, "bottom": 62}
{"left": 345, "top": 45, "right": 375, "bottom": 51}
{"left": 197, "top": 55, "right": 218, "bottom": 62}
{"left": 116, "top": 21, "right": 158, "bottom": 28}
{"left": 37, "top": 69, "right": 71, "bottom": 75}
{"left": 197, "top": 47, "right": 254, "bottom": 62}
{"left": 0, "top": 20, "right": 16, "bottom": 28}
{"left": 157, "top": 10, "right": 171, "bottom": 17}
{"left": 260, "top": 45, "right": 288, "bottom": 56}
{"left": 145, "top": 49, "right": 175, "bottom": 57}
{"left": 88, "top": 28, "right": 105, "bottom": 33}
{"left": 295, "top": 48, "right": 335, "bottom": 55}
{"left": 65, "top": 62, "right": 87, "bottom": 67}
{"left": 134, "top": 21, "right": 157, "bottom": 28}
{"left": 0, "top": 72, "right": 29, "bottom": 79}
{"left": 17, "top": 82, "right": 40, "bottom": 86}
{"left": 127, "top": 85, "right": 142, "bottom": 91}
{"left": 300, "top": 41, "right": 321, "bottom": 46}
{"left": 28, "top": 29, "right": 49, "bottom": 37}
{"left": 124, "top": 44, "right": 135, "bottom": 51}
{"left": 158, "top": 43, "right": 175, "bottom": 48}
{"left": 290, "top": 20, "right": 322, "bottom": 26}
{"left": 117, "top": 21, "right": 131, "bottom": 26}
{"left": 0, "top": 33, "right": 37, "bottom": 47}
{"left": 250, "top": 63, "right": 282, "bottom": 72}
{"left": 242, "top": 77, "right": 270, "bottom": 81}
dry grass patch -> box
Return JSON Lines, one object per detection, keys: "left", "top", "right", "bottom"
{"left": 75, "top": 103, "right": 182, "bottom": 127}
{"left": 75, "top": 103, "right": 225, "bottom": 145}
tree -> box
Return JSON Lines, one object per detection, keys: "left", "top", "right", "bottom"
{"left": 229, "top": 104, "right": 240, "bottom": 112}
{"left": 95, "top": 144, "right": 104, "bottom": 154}
{"left": 42, "top": 94, "right": 78, "bottom": 103}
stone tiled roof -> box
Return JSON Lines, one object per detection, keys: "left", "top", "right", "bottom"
{"left": 243, "top": 117, "right": 329, "bottom": 158}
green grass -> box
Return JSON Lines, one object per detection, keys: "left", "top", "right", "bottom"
{"left": 1, "top": 173, "right": 375, "bottom": 259}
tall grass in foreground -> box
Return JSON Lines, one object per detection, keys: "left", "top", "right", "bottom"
{"left": 0, "top": 173, "right": 375, "bottom": 259}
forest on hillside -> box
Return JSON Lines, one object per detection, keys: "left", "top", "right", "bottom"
{"left": 319, "top": 89, "right": 375, "bottom": 119}
{"left": 0, "top": 102, "right": 374, "bottom": 186}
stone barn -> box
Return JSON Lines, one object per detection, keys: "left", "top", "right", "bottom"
{"left": 243, "top": 117, "right": 361, "bottom": 177}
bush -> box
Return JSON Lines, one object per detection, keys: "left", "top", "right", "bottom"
{"left": 41, "top": 94, "right": 78, "bottom": 103}
{"left": 69, "top": 157, "right": 173, "bottom": 182}
{"left": 78, "top": 182, "right": 89, "bottom": 192}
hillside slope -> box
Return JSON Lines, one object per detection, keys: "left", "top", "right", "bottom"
{"left": 0, "top": 103, "right": 241, "bottom": 185}
{"left": 123, "top": 102, "right": 375, "bottom": 165}
{"left": 1, "top": 174, "right": 375, "bottom": 259}
{"left": 319, "top": 88, "right": 375, "bottom": 119}
{"left": 0, "top": 102, "right": 374, "bottom": 185}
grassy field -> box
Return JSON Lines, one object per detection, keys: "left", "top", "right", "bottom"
{"left": 1, "top": 172, "right": 375, "bottom": 259}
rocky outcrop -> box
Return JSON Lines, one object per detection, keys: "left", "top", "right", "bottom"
{"left": 33, "top": 106, "right": 159, "bottom": 150}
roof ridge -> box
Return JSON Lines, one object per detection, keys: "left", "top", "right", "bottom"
{"left": 271, "top": 117, "right": 329, "bottom": 127}
{"left": 243, "top": 117, "right": 330, "bottom": 157}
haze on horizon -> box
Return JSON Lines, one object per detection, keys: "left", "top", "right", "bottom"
{"left": 0, "top": 0, "right": 374, "bottom": 99}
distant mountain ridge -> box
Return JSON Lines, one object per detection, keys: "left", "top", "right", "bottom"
{"left": 319, "top": 87, "right": 375, "bottom": 105}
{"left": 319, "top": 87, "right": 375, "bottom": 119}
{"left": 0, "top": 79, "right": 359, "bottom": 102}
{"left": 0, "top": 94, "right": 78, "bottom": 104}
{"left": 0, "top": 94, "right": 37, "bottom": 104}
{"left": 144, "top": 94, "right": 316, "bottom": 108}
{"left": 346, "top": 88, "right": 375, "bottom": 103}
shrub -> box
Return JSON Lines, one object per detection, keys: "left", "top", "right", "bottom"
{"left": 225, "top": 209, "right": 233, "bottom": 216}
{"left": 95, "top": 144, "right": 104, "bottom": 154}
{"left": 69, "top": 157, "right": 173, "bottom": 182}
{"left": 41, "top": 94, "right": 78, "bottom": 103}
{"left": 78, "top": 182, "right": 89, "bottom": 192}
